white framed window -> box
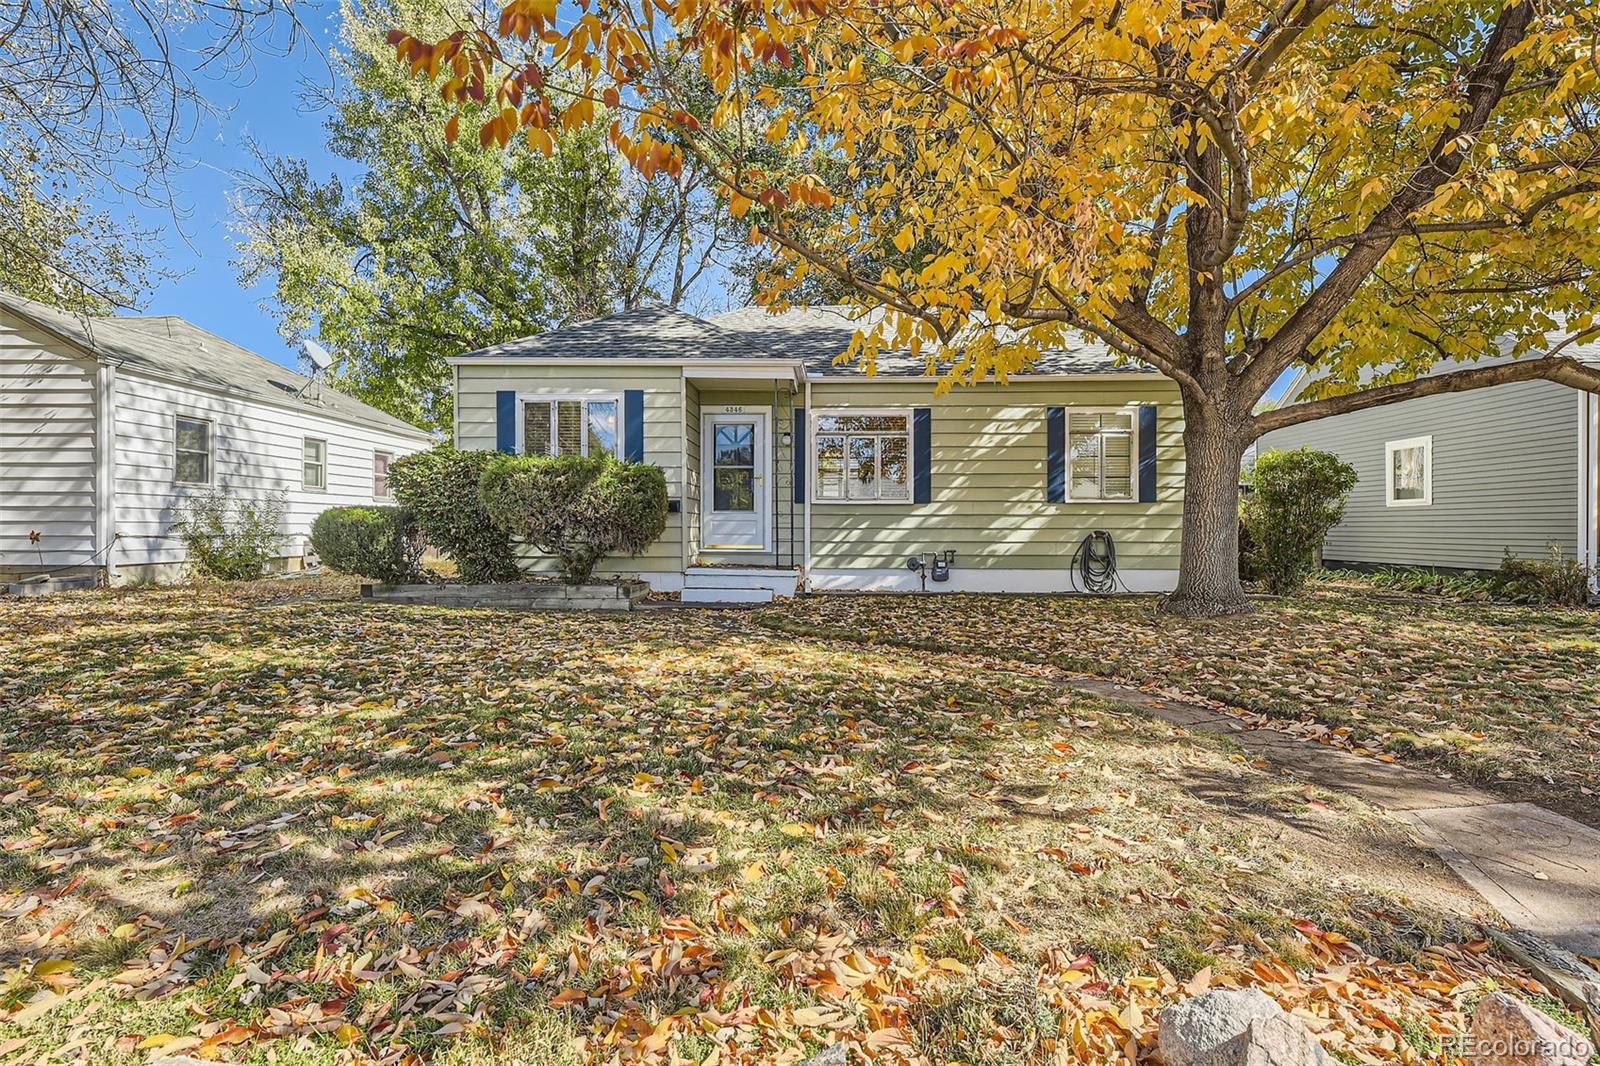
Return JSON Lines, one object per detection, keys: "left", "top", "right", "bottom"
{"left": 520, "top": 396, "right": 620, "bottom": 458}
{"left": 174, "top": 415, "right": 213, "bottom": 486}
{"left": 1066, "top": 410, "right": 1135, "bottom": 501}
{"left": 813, "top": 410, "right": 911, "bottom": 502}
{"left": 1386, "top": 435, "right": 1432, "bottom": 507}
{"left": 303, "top": 437, "right": 328, "bottom": 491}
{"left": 373, "top": 451, "right": 393, "bottom": 499}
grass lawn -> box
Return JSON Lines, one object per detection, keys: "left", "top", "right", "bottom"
{"left": 0, "top": 578, "right": 1585, "bottom": 1065}
{"left": 758, "top": 579, "right": 1600, "bottom": 822}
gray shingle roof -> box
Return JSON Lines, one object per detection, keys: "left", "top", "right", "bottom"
{"left": 456, "top": 306, "right": 784, "bottom": 362}
{"left": 454, "top": 303, "right": 1153, "bottom": 378}
{"left": 0, "top": 292, "right": 431, "bottom": 438}
{"left": 711, "top": 305, "right": 1142, "bottom": 376}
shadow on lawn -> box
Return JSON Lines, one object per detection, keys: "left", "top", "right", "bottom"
{"left": 0, "top": 584, "right": 1501, "bottom": 1064}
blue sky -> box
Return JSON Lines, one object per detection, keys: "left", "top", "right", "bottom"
{"left": 120, "top": 3, "right": 348, "bottom": 371}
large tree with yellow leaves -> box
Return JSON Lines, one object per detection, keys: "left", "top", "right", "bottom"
{"left": 391, "top": 0, "right": 1600, "bottom": 614}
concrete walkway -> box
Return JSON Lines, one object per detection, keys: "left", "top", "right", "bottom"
{"left": 1068, "top": 678, "right": 1600, "bottom": 960}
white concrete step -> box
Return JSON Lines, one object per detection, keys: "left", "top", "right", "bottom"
{"left": 681, "top": 586, "right": 774, "bottom": 605}
{"left": 684, "top": 567, "right": 799, "bottom": 596}
{"left": 685, "top": 573, "right": 798, "bottom": 592}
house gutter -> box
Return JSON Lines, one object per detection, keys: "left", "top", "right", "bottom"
{"left": 1583, "top": 392, "right": 1598, "bottom": 589}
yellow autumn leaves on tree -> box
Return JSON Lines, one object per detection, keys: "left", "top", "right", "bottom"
{"left": 388, "top": 0, "right": 1600, "bottom": 613}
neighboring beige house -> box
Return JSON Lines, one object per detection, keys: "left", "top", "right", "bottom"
{"left": 1, "top": 292, "right": 433, "bottom": 585}
{"left": 450, "top": 305, "right": 1185, "bottom": 602}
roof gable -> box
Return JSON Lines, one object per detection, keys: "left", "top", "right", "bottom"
{"left": 0, "top": 292, "right": 431, "bottom": 439}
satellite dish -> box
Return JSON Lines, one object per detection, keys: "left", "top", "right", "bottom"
{"left": 302, "top": 339, "right": 334, "bottom": 371}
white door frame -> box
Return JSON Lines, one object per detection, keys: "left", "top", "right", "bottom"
{"left": 700, "top": 406, "right": 770, "bottom": 552}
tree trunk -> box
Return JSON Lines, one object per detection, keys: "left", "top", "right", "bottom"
{"left": 1164, "top": 401, "right": 1253, "bottom": 616}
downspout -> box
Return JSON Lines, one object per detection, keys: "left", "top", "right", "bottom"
{"left": 95, "top": 360, "right": 119, "bottom": 585}
{"left": 1580, "top": 392, "right": 1593, "bottom": 589}
{"left": 802, "top": 377, "right": 812, "bottom": 592}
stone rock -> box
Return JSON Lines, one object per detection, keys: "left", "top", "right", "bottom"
{"left": 799, "top": 1045, "right": 847, "bottom": 1066}
{"left": 1466, "top": 992, "right": 1595, "bottom": 1065}
{"left": 1159, "top": 988, "right": 1330, "bottom": 1066}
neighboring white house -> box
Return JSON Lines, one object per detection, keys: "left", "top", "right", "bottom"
{"left": 1, "top": 292, "right": 433, "bottom": 584}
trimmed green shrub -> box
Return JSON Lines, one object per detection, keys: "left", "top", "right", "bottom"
{"left": 389, "top": 446, "right": 521, "bottom": 583}
{"left": 1241, "top": 447, "right": 1358, "bottom": 596}
{"left": 172, "top": 489, "right": 285, "bottom": 581}
{"left": 478, "top": 454, "right": 668, "bottom": 583}
{"left": 310, "top": 506, "right": 424, "bottom": 583}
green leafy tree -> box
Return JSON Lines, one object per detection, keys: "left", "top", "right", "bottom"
{"left": 233, "top": 0, "right": 734, "bottom": 432}
{"left": 0, "top": 159, "right": 158, "bottom": 313}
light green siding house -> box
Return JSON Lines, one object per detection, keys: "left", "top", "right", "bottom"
{"left": 449, "top": 305, "right": 1184, "bottom": 602}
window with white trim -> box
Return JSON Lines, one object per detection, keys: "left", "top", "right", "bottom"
{"left": 174, "top": 416, "right": 213, "bottom": 486}
{"left": 813, "top": 412, "right": 910, "bottom": 501}
{"left": 1386, "top": 435, "right": 1432, "bottom": 507}
{"left": 522, "top": 398, "right": 619, "bottom": 457}
{"left": 1067, "top": 411, "right": 1134, "bottom": 500}
{"left": 303, "top": 437, "right": 327, "bottom": 491}
{"left": 373, "top": 451, "right": 393, "bottom": 499}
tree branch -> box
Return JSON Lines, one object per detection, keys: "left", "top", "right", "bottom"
{"left": 1251, "top": 354, "right": 1600, "bottom": 437}
{"left": 1244, "top": 0, "right": 1535, "bottom": 398}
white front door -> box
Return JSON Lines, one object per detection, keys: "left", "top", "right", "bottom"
{"left": 702, "top": 410, "right": 769, "bottom": 551}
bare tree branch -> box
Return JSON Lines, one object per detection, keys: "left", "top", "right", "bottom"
{"left": 1252, "top": 354, "right": 1600, "bottom": 437}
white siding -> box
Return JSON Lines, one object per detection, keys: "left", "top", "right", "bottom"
{"left": 0, "top": 309, "right": 98, "bottom": 571}
{"left": 1260, "top": 380, "right": 1584, "bottom": 570}
{"left": 113, "top": 372, "right": 430, "bottom": 568}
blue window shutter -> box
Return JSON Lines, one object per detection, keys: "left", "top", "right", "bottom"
{"left": 912, "top": 407, "right": 932, "bottom": 503}
{"left": 1138, "top": 404, "right": 1158, "bottom": 503}
{"left": 1046, "top": 406, "right": 1065, "bottom": 502}
{"left": 495, "top": 391, "right": 517, "bottom": 453}
{"left": 793, "top": 407, "right": 806, "bottom": 503}
{"left": 624, "top": 389, "right": 645, "bottom": 462}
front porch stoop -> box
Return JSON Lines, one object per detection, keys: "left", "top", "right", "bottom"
{"left": 681, "top": 566, "right": 799, "bottom": 605}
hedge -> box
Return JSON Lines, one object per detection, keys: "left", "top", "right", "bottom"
{"left": 389, "top": 447, "right": 521, "bottom": 583}
{"left": 478, "top": 454, "right": 668, "bottom": 583}
{"left": 310, "top": 506, "right": 425, "bottom": 584}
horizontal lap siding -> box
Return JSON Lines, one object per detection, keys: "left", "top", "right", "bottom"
{"left": 115, "top": 373, "right": 430, "bottom": 567}
{"left": 1260, "top": 380, "right": 1582, "bottom": 570}
{"left": 0, "top": 310, "right": 98, "bottom": 569}
{"left": 454, "top": 364, "right": 683, "bottom": 574}
{"left": 808, "top": 379, "right": 1184, "bottom": 570}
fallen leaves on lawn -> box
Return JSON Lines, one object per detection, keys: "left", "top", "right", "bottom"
{"left": 0, "top": 578, "right": 1580, "bottom": 1063}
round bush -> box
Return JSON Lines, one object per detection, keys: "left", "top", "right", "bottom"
{"left": 1240, "top": 447, "right": 1358, "bottom": 596}
{"left": 388, "top": 447, "right": 521, "bottom": 583}
{"left": 310, "top": 505, "right": 424, "bottom": 583}
{"left": 478, "top": 454, "right": 668, "bottom": 583}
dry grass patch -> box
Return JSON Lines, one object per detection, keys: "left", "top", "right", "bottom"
{"left": 0, "top": 578, "right": 1576, "bottom": 1064}
{"left": 757, "top": 583, "right": 1600, "bottom": 822}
